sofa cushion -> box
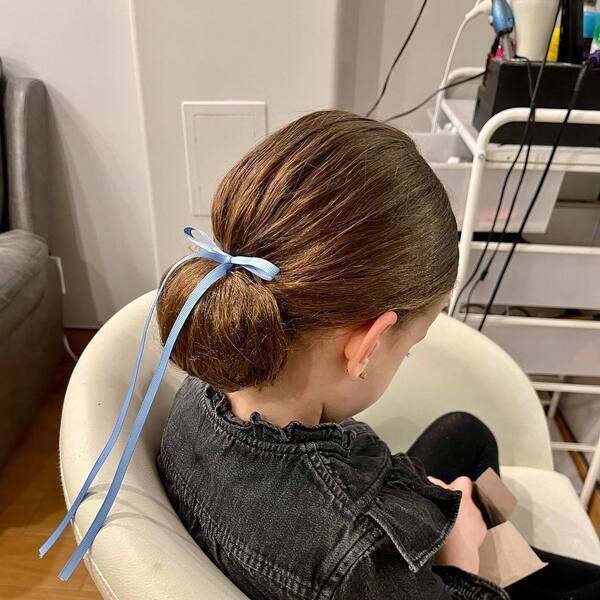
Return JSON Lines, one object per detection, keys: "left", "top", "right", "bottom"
{"left": 0, "top": 228, "right": 48, "bottom": 315}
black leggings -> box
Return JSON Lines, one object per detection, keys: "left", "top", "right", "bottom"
{"left": 407, "top": 412, "right": 600, "bottom": 600}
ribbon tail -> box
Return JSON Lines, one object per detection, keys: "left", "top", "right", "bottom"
{"left": 39, "top": 252, "right": 204, "bottom": 559}
{"left": 57, "top": 263, "right": 228, "bottom": 580}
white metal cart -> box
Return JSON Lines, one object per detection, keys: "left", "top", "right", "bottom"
{"left": 436, "top": 68, "right": 600, "bottom": 507}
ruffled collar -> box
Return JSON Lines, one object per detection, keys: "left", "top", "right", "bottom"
{"left": 203, "top": 381, "right": 355, "bottom": 447}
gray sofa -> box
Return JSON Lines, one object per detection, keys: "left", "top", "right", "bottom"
{"left": 0, "top": 60, "right": 63, "bottom": 466}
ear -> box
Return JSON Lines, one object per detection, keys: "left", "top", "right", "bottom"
{"left": 344, "top": 311, "right": 398, "bottom": 380}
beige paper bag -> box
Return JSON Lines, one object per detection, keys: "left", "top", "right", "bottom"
{"left": 474, "top": 467, "right": 518, "bottom": 526}
{"left": 478, "top": 522, "right": 547, "bottom": 588}
{"left": 474, "top": 468, "right": 547, "bottom": 587}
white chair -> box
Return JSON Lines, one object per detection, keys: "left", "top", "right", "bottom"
{"left": 59, "top": 292, "right": 600, "bottom": 599}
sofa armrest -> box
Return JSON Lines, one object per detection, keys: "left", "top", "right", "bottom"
{"left": 4, "top": 77, "right": 50, "bottom": 240}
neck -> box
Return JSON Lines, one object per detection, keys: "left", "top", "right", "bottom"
{"left": 227, "top": 388, "right": 324, "bottom": 428}
{"left": 226, "top": 340, "right": 342, "bottom": 428}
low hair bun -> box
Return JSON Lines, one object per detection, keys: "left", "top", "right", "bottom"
{"left": 157, "top": 258, "right": 288, "bottom": 392}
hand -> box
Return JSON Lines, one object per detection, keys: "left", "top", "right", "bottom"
{"left": 429, "top": 475, "right": 487, "bottom": 575}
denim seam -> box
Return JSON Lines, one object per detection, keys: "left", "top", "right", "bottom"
{"left": 196, "top": 498, "right": 313, "bottom": 596}
{"left": 310, "top": 445, "right": 350, "bottom": 460}
{"left": 204, "top": 523, "right": 311, "bottom": 599}
{"left": 319, "top": 451, "right": 390, "bottom": 512}
{"left": 317, "top": 526, "right": 382, "bottom": 599}
{"left": 160, "top": 449, "right": 314, "bottom": 596}
{"left": 204, "top": 522, "right": 311, "bottom": 599}
{"left": 305, "top": 444, "right": 358, "bottom": 519}
{"left": 410, "top": 491, "right": 461, "bottom": 566}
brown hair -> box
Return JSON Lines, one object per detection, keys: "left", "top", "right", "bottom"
{"left": 157, "top": 110, "right": 458, "bottom": 392}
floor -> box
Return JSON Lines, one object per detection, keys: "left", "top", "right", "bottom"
{"left": 1, "top": 330, "right": 598, "bottom": 598}
{"left": 0, "top": 331, "right": 101, "bottom": 599}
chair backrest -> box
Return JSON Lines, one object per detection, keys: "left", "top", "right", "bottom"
{"left": 61, "top": 292, "right": 247, "bottom": 599}
{"left": 60, "top": 291, "right": 551, "bottom": 599}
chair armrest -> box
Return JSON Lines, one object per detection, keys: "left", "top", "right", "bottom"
{"left": 4, "top": 77, "right": 50, "bottom": 240}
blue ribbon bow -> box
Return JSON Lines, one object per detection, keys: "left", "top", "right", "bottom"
{"left": 39, "top": 227, "right": 279, "bottom": 580}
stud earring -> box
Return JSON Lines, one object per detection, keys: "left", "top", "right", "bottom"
{"left": 359, "top": 369, "right": 367, "bottom": 380}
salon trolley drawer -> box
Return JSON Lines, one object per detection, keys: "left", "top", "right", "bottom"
{"left": 465, "top": 242, "right": 600, "bottom": 311}
{"left": 409, "top": 131, "right": 563, "bottom": 234}
{"left": 464, "top": 315, "right": 600, "bottom": 378}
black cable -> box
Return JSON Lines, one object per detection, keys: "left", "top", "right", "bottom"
{"left": 477, "top": 62, "right": 592, "bottom": 331}
{"left": 467, "top": 140, "right": 534, "bottom": 308}
{"left": 450, "top": 0, "right": 561, "bottom": 318}
{"left": 451, "top": 54, "right": 548, "bottom": 318}
{"left": 466, "top": 57, "right": 537, "bottom": 304}
{"left": 451, "top": 60, "right": 538, "bottom": 317}
{"left": 365, "top": 0, "right": 429, "bottom": 118}
{"left": 521, "top": 55, "right": 535, "bottom": 99}
{"left": 452, "top": 134, "right": 532, "bottom": 317}
{"left": 383, "top": 71, "right": 485, "bottom": 122}
{"left": 491, "top": 36, "right": 500, "bottom": 57}
{"left": 460, "top": 109, "right": 536, "bottom": 315}
{"left": 461, "top": 280, "right": 479, "bottom": 323}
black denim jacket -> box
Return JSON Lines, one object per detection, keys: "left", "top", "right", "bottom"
{"left": 157, "top": 377, "right": 508, "bottom": 599}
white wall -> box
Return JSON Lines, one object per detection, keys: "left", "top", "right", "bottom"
{"left": 0, "top": 0, "right": 157, "bottom": 327}
{"left": 131, "top": 0, "right": 343, "bottom": 272}
{"left": 335, "top": 0, "right": 385, "bottom": 114}
{"left": 0, "top": 0, "right": 345, "bottom": 325}
{"left": 0, "top": 1, "right": 496, "bottom": 325}
{"left": 131, "top": 0, "right": 493, "bottom": 272}
{"left": 355, "top": 0, "right": 492, "bottom": 129}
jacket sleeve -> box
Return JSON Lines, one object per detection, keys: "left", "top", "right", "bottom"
{"left": 330, "top": 534, "right": 508, "bottom": 600}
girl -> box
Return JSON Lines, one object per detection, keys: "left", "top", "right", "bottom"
{"left": 155, "top": 110, "right": 600, "bottom": 599}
